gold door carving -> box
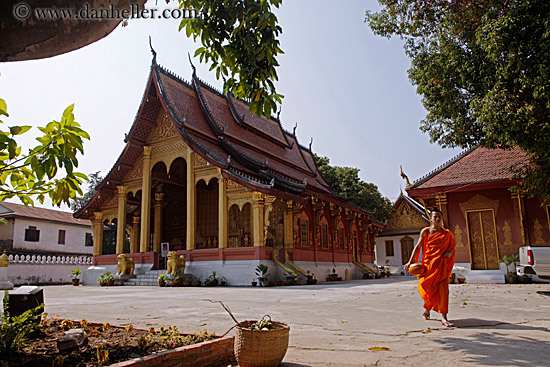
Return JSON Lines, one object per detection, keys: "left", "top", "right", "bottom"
{"left": 467, "top": 209, "right": 499, "bottom": 270}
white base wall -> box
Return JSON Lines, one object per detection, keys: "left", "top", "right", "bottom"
{"left": 7, "top": 264, "right": 83, "bottom": 286}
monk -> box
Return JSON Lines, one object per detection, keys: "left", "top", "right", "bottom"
{"left": 405, "top": 208, "right": 456, "bottom": 327}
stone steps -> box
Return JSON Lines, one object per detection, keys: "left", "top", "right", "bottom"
{"left": 121, "top": 270, "right": 167, "bottom": 286}
{"left": 465, "top": 270, "right": 505, "bottom": 284}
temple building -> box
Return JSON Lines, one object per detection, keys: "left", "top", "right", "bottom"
{"left": 405, "top": 146, "right": 548, "bottom": 283}
{"left": 74, "top": 54, "right": 384, "bottom": 285}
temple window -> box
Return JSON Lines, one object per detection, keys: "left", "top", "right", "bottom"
{"left": 321, "top": 224, "right": 328, "bottom": 248}
{"left": 58, "top": 230, "right": 66, "bottom": 245}
{"left": 25, "top": 226, "right": 40, "bottom": 242}
{"left": 300, "top": 220, "right": 309, "bottom": 247}
{"left": 385, "top": 240, "right": 394, "bottom": 257}
{"left": 338, "top": 227, "right": 345, "bottom": 250}
{"left": 85, "top": 233, "right": 93, "bottom": 247}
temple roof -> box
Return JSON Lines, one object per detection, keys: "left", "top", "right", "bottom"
{"left": 407, "top": 146, "right": 530, "bottom": 193}
{"left": 74, "top": 57, "right": 374, "bottom": 218}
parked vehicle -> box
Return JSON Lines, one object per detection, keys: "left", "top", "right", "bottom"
{"left": 517, "top": 246, "right": 550, "bottom": 282}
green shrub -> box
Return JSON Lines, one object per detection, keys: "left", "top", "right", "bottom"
{"left": 0, "top": 290, "right": 44, "bottom": 353}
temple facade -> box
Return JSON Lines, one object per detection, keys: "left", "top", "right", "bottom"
{"left": 74, "top": 55, "right": 384, "bottom": 285}
{"left": 405, "top": 147, "right": 549, "bottom": 282}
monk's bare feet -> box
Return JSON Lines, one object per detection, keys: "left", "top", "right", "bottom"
{"left": 422, "top": 310, "right": 430, "bottom": 320}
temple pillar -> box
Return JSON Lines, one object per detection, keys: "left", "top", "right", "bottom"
{"left": 140, "top": 146, "right": 152, "bottom": 252}
{"left": 512, "top": 192, "right": 528, "bottom": 245}
{"left": 186, "top": 150, "right": 196, "bottom": 250}
{"left": 116, "top": 185, "right": 128, "bottom": 254}
{"left": 92, "top": 211, "right": 104, "bottom": 256}
{"left": 153, "top": 192, "right": 164, "bottom": 254}
{"left": 218, "top": 177, "right": 227, "bottom": 248}
{"left": 435, "top": 193, "right": 449, "bottom": 228}
{"left": 130, "top": 215, "right": 140, "bottom": 253}
{"left": 252, "top": 192, "right": 265, "bottom": 247}
{"left": 284, "top": 201, "right": 294, "bottom": 248}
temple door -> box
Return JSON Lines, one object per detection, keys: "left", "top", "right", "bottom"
{"left": 467, "top": 210, "right": 499, "bottom": 270}
{"left": 400, "top": 237, "right": 414, "bottom": 265}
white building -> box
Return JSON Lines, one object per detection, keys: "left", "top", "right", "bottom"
{"left": 0, "top": 202, "right": 92, "bottom": 256}
{"left": 375, "top": 193, "right": 429, "bottom": 274}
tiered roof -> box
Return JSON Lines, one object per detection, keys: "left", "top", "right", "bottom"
{"left": 75, "top": 56, "right": 373, "bottom": 218}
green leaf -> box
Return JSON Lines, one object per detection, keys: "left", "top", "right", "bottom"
{"left": 0, "top": 99, "right": 8, "bottom": 117}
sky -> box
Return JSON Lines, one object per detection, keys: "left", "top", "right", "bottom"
{"left": 0, "top": 0, "right": 461, "bottom": 211}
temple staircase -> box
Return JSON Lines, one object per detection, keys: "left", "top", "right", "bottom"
{"left": 353, "top": 260, "right": 379, "bottom": 275}
{"left": 273, "top": 250, "right": 298, "bottom": 278}
{"left": 283, "top": 252, "right": 309, "bottom": 278}
{"left": 119, "top": 270, "right": 165, "bottom": 286}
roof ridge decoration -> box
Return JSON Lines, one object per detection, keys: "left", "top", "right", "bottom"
{"left": 192, "top": 73, "right": 226, "bottom": 136}
{"left": 176, "top": 127, "right": 227, "bottom": 167}
{"left": 218, "top": 136, "right": 268, "bottom": 170}
{"left": 225, "top": 93, "right": 245, "bottom": 126}
{"left": 225, "top": 167, "right": 274, "bottom": 189}
{"left": 411, "top": 146, "right": 477, "bottom": 188}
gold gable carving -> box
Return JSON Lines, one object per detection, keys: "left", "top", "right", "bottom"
{"left": 194, "top": 154, "right": 208, "bottom": 168}
{"left": 148, "top": 114, "right": 175, "bottom": 141}
{"left": 386, "top": 200, "right": 428, "bottom": 230}
{"left": 151, "top": 142, "right": 189, "bottom": 168}
{"left": 459, "top": 194, "right": 500, "bottom": 219}
{"left": 125, "top": 161, "right": 143, "bottom": 181}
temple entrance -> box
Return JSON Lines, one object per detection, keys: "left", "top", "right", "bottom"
{"left": 196, "top": 178, "right": 218, "bottom": 249}
{"left": 467, "top": 209, "right": 499, "bottom": 270}
{"left": 160, "top": 158, "right": 187, "bottom": 251}
{"left": 266, "top": 201, "right": 285, "bottom": 248}
{"left": 228, "top": 203, "right": 252, "bottom": 247}
{"left": 400, "top": 236, "right": 414, "bottom": 265}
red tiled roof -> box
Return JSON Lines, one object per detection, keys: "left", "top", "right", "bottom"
{"left": 0, "top": 202, "right": 91, "bottom": 227}
{"left": 410, "top": 146, "right": 530, "bottom": 190}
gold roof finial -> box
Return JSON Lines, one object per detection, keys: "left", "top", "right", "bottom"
{"left": 400, "top": 165, "right": 412, "bottom": 189}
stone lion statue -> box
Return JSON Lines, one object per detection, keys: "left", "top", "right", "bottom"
{"left": 166, "top": 251, "right": 186, "bottom": 275}
{"left": 116, "top": 254, "right": 135, "bottom": 275}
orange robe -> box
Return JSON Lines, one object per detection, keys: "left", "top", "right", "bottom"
{"left": 417, "top": 228, "right": 455, "bottom": 314}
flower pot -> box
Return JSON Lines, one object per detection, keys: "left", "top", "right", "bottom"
{"left": 192, "top": 281, "right": 202, "bottom": 287}
{"left": 72, "top": 278, "right": 80, "bottom": 286}
{"left": 251, "top": 281, "right": 257, "bottom": 287}
{"left": 158, "top": 281, "right": 166, "bottom": 287}
{"left": 100, "top": 281, "right": 107, "bottom": 287}
{"left": 457, "top": 277, "right": 466, "bottom": 284}
{"left": 107, "top": 280, "right": 115, "bottom": 286}
{"left": 220, "top": 281, "right": 227, "bottom": 286}
{"left": 182, "top": 281, "right": 191, "bottom": 287}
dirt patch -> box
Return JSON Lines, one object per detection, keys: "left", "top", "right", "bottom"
{"left": 1, "top": 318, "right": 232, "bottom": 366}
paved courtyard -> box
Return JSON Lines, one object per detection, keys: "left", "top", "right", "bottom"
{"left": 37, "top": 277, "right": 550, "bottom": 366}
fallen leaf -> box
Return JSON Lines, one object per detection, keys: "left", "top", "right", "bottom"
{"left": 422, "top": 329, "right": 431, "bottom": 334}
{"left": 341, "top": 320, "right": 348, "bottom": 323}
{"left": 369, "top": 346, "right": 391, "bottom": 351}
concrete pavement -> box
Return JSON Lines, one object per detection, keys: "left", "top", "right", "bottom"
{"left": 24, "top": 277, "right": 550, "bottom": 366}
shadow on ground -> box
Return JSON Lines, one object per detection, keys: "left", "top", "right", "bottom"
{"left": 434, "top": 319, "right": 550, "bottom": 366}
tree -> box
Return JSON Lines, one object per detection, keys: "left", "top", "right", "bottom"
{"left": 178, "top": 0, "right": 284, "bottom": 118}
{"left": 70, "top": 171, "right": 103, "bottom": 212}
{"left": 366, "top": 0, "right": 550, "bottom": 199}
{"left": 0, "top": 98, "right": 89, "bottom": 206}
{"left": 314, "top": 155, "right": 392, "bottom": 222}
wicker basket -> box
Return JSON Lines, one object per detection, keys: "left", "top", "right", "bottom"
{"left": 234, "top": 319, "right": 290, "bottom": 367}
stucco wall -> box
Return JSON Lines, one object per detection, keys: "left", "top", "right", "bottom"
{"left": 375, "top": 234, "right": 421, "bottom": 273}
{"left": 12, "top": 218, "right": 92, "bottom": 255}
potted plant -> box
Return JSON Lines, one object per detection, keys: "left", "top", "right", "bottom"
{"left": 182, "top": 275, "right": 192, "bottom": 287}
{"left": 205, "top": 271, "right": 218, "bottom": 286}
{"left": 71, "top": 268, "right": 81, "bottom": 286}
{"left": 251, "top": 279, "right": 257, "bottom": 287}
{"left": 97, "top": 271, "right": 115, "bottom": 286}
{"left": 499, "top": 254, "right": 519, "bottom": 284}
{"left": 255, "top": 264, "right": 270, "bottom": 287}
{"left": 192, "top": 275, "right": 202, "bottom": 287}
{"left": 306, "top": 270, "right": 317, "bottom": 285}
{"left": 328, "top": 268, "right": 339, "bottom": 281}
{"left": 158, "top": 273, "right": 167, "bottom": 287}
{"left": 170, "top": 273, "right": 183, "bottom": 287}
{"left": 220, "top": 276, "right": 228, "bottom": 286}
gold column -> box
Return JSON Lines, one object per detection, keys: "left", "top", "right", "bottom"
{"left": 116, "top": 185, "right": 128, "bottom": 254}
{"left": 186, "top": 150, "right": 196, "bottom": 250}
{"left": 140, "top": 146, "right": 152, "bottom": 252}
{"left": 252, "top": 192, "right": 265, "bottom": 246}
{"left": 435, "top": 194, "right": 449, "bottom": 228}
{"left": 92, "top": 212, "right": 104, "bottom": 256}
{"left": 284, "top": 201, "right": 294, "bottom": 248}
{"left": 218, "top": 177, "right": 228, "bottom": 248}
{"left": 512, "top": 192, "right": 527, "bottom": 245}
{"left": 130, "top": 215, "right": 140, "bottom": 253}
{"left": 153, "top": 192, "right": 164, "bottom": 253}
